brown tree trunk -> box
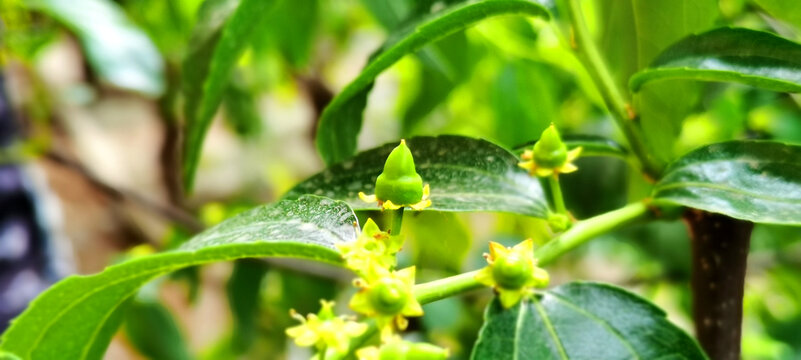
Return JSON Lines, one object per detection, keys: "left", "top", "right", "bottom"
{"left": 683, "top": 209, "right": 753, "bottom": 360}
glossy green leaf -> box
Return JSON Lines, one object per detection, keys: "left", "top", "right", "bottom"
{"left": 471, "top": 282, "right": 707, "bottom": 360}
{"left": 27, "top": 0, "right": 164, "bottom": 96}
{"left": 630, "top": 28, "right": 801, "bottom": 93}
{"left": 514, "top": 134, "right": 628, "bottom": 159}
{"left": 315, "top": 0, "right": 550, "bottom": 165}
{"left": 0, "top": 196, "right": 358, "bottom": 360}
{"left": 181, "top": 0, "right": 273, "bottom": 192}
{"left": 653, "top": 140, "right": 801, "bottom": 225}
{"left": 286, "top": 136, "right": 548, "bottom": 217}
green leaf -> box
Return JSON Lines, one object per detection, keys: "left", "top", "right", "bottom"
{"left": 181, "top": 0, "right": 273, "bottom": 192}
{"left": 0, "top": 196, "right": 358, "bottom": 360}
{"left": 753, "top": 0, "right": 801, "bottom": 32}
{"left": 630, "top": 28, "right": 801, "bottom": 93}
{"left": 471, "top": 282, "right": 707, "bottom": 360}
{"left": 222, "top": 75, "right": 262, "bottom": 138}
{"left": 124, "top": 285, "right": 191, "bottom": 360}
{"left": 253, "top": 0, "right": 318, "bottom": 67}
{"left": 491, "top": 63, "right": 557, "bottom": 148}
{"left": 631, "top": 0, "right": 719, "bottom": 166}
{"left": 226, "top": 260, "right": 269, "bottom": 353}
{"left": 315, "top": 0, "right": 550, "bottom": 165}
{"left": 513, "top": 134, "right": 628, "bottom": 159}
{"left": 653, "top": 140, "right": 801, "bottom": 225}
{"left": 286, "top": 136, "right": 548, "bottom": 217}
{"left": 26, "top": 0, "right": 165, "bottom": 96}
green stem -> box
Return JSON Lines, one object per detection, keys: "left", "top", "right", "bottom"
{"left": 389, "top": 208, "right": 405, "bottom": 236}
{"left": 413, "top": 202, "right": 651, "bottom": 304}
{"left": 562, "top": 0, "right": 661, "bottom": 178}
{"left": 549, "top": 175, "right": 567, "bottom": 215}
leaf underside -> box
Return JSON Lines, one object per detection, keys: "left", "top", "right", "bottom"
{"left": 0, "top": 196, "right": 358, "bottom": 360}
{"left": 471, "top": 282, "right": 707, "bottom": 360}
{"left": 285, "top": 135, "right": 549, "bottom": 218}
{"left": 630, "top": 27, "right": 801, "bottom": 93}
{"left": 653, "top": 140, "right": 801, "bottom": 225}
{"left": 315, "top": 0, "right": 550, "bottom": 165}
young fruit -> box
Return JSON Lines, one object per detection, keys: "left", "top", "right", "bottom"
{"left": 375, "top": 140, "right": 424, "bottom": 206}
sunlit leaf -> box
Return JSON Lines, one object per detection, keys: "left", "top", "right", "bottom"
{"left": 316, "top": 0, "right": 550, "bottom": 165}
{"left": 287, "top": 136, "right": 549, "bottom": 217}
{"left": 0, "top": 196, "right": 358, "bottom": 360}
{"left": 630, "top": 28, "right": 801, "bottom": 93}
{"left": 181, "top": 0, "right": 273, "bottom": 192}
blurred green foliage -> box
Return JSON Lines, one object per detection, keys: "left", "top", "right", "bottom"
{"left": 3, "top": 0, "right": 801, "bottom": 358}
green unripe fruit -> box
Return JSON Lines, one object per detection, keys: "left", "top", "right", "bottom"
{"left": 492, "top": 253, "right": 533, "bottom": 290}
{"left": 369, "top": 277, "right": 409, "bottom": 315}
{"left": 533, "top": 125, "right": 568, "bottom": 168}
{"left": 375, "top": 140, "right": 424, "bottom": 205}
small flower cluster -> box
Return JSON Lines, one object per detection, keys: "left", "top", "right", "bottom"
{"left": 475, "top": 239, "right": 550, "bottom": 308}
{"left": 287, "top": 140, "right": 446, "bottom": 359}
{"left": 286, "top": 300, "right": 367, "bottom": 355}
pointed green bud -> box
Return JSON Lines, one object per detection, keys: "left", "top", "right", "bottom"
{"left": 375, "top": 140, "right": 424, "bottom": 205}
{"left": 533, "top": 125, "right": 568, "bottom": 168}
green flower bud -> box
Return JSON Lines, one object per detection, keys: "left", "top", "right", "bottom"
{"left": 533, "top": 125, "right": 568, "bottom": 168}
{"left": 369, "top": 277, "right": 410, "bottom": 315}
{"left": 491, "top": 252, "right": 534, "bottom": 290}
{"left": 375, "top": 140, "right": 424, "bottom": 205}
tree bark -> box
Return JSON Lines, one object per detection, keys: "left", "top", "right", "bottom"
{"left": 683, "top": 209, "right": 753, "bottom": 360}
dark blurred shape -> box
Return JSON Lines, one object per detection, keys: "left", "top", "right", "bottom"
{"left": 0, "top": 74, "right": 61, "bottom": 330}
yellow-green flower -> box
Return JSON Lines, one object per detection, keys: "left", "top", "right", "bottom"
{"left": 518, "top": 125, "right": 582, "bottom": 177}
{"left": 475, "top": 239, "right": 550, "bottom": 308}
{"left": 286, "top": 300, "right": 368, "bottom": 353}
{"left": 350, "top": 266, "right": 423, "bottom": 340}
{"left": 338, "top": 219, "right": 402, "bottom": 279}
{"left": 359, "top": 140, "right": 431, "bottom": 211}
